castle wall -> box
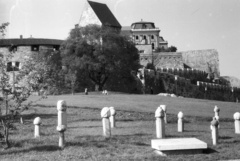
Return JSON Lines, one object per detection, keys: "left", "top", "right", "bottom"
{"left": 136, "top": 45, "right": 153, "bottom": 66}
{"left": 181, "top": 49, "right": 220, "bottom": 78}
{"left": 154, "top": 52, "right": 183, "bottom": 68}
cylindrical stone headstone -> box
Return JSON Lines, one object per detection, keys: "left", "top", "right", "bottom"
{"left": 214, "top": 105, "right": 220, "bottom": 117}
{"left": 57, "top": 100, "right": 67, "bottom": 148}
{"left": 160, "top": 105, "right": 167, "bottom": 124}
{"left": 57, "top": 100, "right": 67, "bottom": 127}
{"left": 178, "top": 111, "right": 184, "bottom": 132}
{"left": 233, "top": 112, "right": 240, "bottom": 134}
{"left": 109, "top": 107, "right": 116, "bottom": 128}
{"left": 211, "top": 117, "right": 219, "bottom": 145}
{"left": 33, "top": 117, "right": 41, "bottom": 138}
{"left": 56, "top": 125, "right": 66, "bottom": 148}
{"left": 101, "top": 107, "right": 111, "bottom": 137}
{"left": 155, "top": 107, "right": 165, "bottom": 138}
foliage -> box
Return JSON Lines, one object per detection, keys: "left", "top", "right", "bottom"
{"left": 155, "top": 45, "right": 177, "bottom": 52}
{"left": 145, "top": 63, "right": 155, "bottom": 71}
{"left": 144, "top": 69, "right": 239, "bottom": 101}
{"left": 19, "top": 50, "right": 65, "bottom": 95}
{"left": 61, "top": 24, "right": 140, "bottom": 91}
{"left": 0, "top": 22, "right": 9, "bottom": 38}
{"left": 0, "top": 50, "right": 33, "bottom": 148}
{"left": 168, "top": 45, "right": 177, "bottom": 52}
{"left": 0, "top": 22, "right": 47, "bottom": 148}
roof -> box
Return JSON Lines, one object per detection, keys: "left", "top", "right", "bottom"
{"left": 132, "top": 21, "right": 154, "bottom": 24}
{"left": 0, "top": 38, "right": 64, "bottom": 47}
{"left": 131, "top": 21, "right": 155, "bottom": 29}
{"left": 88, "top": 1, "right": 121, "bottom": 29}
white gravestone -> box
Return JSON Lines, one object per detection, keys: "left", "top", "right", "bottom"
{"left": 160, "top": 105, "right": 167, "bottom": 124}
{"left": 210, "top": 117, "right": 219, "bottom": 146}
{"left": 214, "top": 106, "right": 220, "bottom": 117}
{"left": 233, "top": 112, "right": 240, "bottom": 134}
{"left": 101, "top": 107, "right": 111, "bottom": 137}
{"left": 151, "top": 138, "right": 207, "bottom": 155}
{"left": 33, "top": 117, "right": 41, "bottom": 138}
{"left": 56, "top": 100, "right": 67, "bottom": 148}
{"left": 109, "top": 107, "right": 116, "bottom": 128}
{"left": 155, "top": 107, "right": 165, "bottom": 138}
{"left": 178, "top": 111, "right": 184, "bottom": 132}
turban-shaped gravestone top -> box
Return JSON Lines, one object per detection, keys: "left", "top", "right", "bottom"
{"left": 101, "top": 107, "right": 110, "bottom": 118}
{"left": 155, "top": 107, "right": 165, "bottom": 118}
{"left": 57, "top": 100, "right": 67, "bottom": 111}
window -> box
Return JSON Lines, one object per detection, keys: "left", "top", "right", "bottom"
{"left": 31, "top": 45, "right": 39, "bottom": 51}
{"left": 136, "top": 35, "right": 139, "bottom": 40}
{"left": 7, "top": 61, "right": 20, "bottom": 72}
{"left": 151, "top": 35, "right": 154, "bottom": 39}
{"left": 139, "top": 50, "right": 144, "bottom": 53}
{"left": 53, "top": 45, "right": 60, "bottom": 51}
{"left": 143, "top": 35, "right": 146, "bottom": 39}
{"left": 152, "top": 43, "right": 155, "bottom": 49}
{"left": 9, "top": 45, "right": 17, "bottom": 52}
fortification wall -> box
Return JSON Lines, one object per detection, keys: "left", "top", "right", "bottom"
{"left": 181, "top": 49, "right": 220, "bottom": 78}
{"left": 154, "top": 52, "right": 183, "bottom": 68}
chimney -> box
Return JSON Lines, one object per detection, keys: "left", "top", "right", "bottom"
{"left": 20, "top": 35, "right": 23, "bottom": 39}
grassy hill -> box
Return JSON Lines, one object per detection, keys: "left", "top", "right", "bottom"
{"left": 28, "top": 92, "right": 239, "bottom": 119}
{"left": 1, "top": 93, "right": 240, "bottom": 160}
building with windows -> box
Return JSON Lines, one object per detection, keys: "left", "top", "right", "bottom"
{"left": 0, "top": 36, "right": 63, "bottom": 83}
{"left": 121, "top": 20, "right": 168, "bottom": 53}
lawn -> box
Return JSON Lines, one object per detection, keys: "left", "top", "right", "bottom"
{"left": 0, "top": 92, "right": 240, "bottom": 161}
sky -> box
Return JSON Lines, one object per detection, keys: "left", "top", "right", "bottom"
{"left": 0, "top": 0, "right": 240, "bottom": 79}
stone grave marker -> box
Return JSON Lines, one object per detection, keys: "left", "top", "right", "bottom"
{"left": 178, "top": 111, "right": 184, "bottom": 132}
{"left": 211, "top": 117, "right": 219, "bottom": 146}
{"left": 160, "top": 105, "right": 167, "bottom": 124}
{"left": 56, "top": 100, "right": 67, "bottom": 149}
{"left": 155, "top": 106, "right": 165, "bottom": 138}
{"left": 101, "top": 107, "right": 111, "bottom": 137}
{"left": 214, "top": 105, "right": 220, "bottom": 117}
{"left": 151, "top": 138, "right": 207, "bottom": 156}
{"left": 233, "top": 112, "right": 240, "bottom": 134}
{"left": 109, "top": 107, "right": 116, "bottom": 128}
{"left": 33, "top": 117, "right": 41, "bottom": 138}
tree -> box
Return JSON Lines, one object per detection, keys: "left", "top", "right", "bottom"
{"left": 61, "top": 24, "right": 140, "bottom": 91}
{"left": 155, "top": 45, "right": 177, "bottom": 52}
{"left": 168, "top": 46, "right": 177, "bottom": 52}
{"left": 0, "top": 22, "right": 9, "bottom": 38}
{"left": 146, "top": 63, "right": 155, "bottom": 71}
{"left": 20, "top": 50, "right": 65, "bottom": 95}
{"left": 0, "top": 23, "right": 47, "bottom": 148}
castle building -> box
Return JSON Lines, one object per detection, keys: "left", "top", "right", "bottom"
{"left": 0, "top": 36, "right": 63, "bottom": 82}
{"left": 77, "top": 1, "right": 220, "bottom": 80}
{"left": 121, "top": 20, "right": 168, "bottom": 52}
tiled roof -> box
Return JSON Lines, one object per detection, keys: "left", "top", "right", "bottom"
{"left": 0, "top": 38, "right": 63, "bottom": 47}
{"left": 88, "top": 1, "right": 121, "bottom": 29}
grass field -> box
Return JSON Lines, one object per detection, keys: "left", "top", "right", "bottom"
{"left": 0, "top": 92, "right": 240, "bottom": 161}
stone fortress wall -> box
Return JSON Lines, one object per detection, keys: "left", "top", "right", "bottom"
{"left": 139, "top": 49, "right": 220, "bottom": 80}
{"left": 181, "top": 49, "right": 220, "bottom": 78}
